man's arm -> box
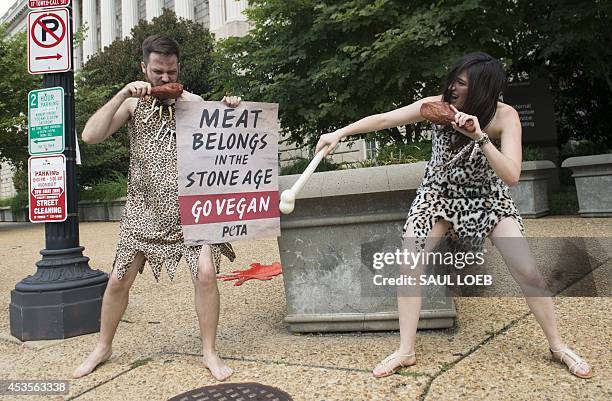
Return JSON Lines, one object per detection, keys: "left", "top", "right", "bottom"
{"left": 82, "top": 81, "right": 150, "bottom": 144}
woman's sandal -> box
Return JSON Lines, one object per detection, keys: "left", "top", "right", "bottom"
{"left": 372, "top": 352, "right": 416, "bottom": 378}
{"left": 550, "top": 347, "right": 593, "bottom": 379}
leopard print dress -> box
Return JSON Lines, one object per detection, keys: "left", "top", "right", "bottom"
{"left": 402, "top": 125, "right": 524, "bottom": 255}
{"left": 113, "top": 96, "right": 235, "bottom": 281}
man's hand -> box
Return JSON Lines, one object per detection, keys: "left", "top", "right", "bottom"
{"left": 222, "top": 95, "right": 242, "bottom": 108}
{"left": 121, "top": 81, "right": 152, "bottom": 99}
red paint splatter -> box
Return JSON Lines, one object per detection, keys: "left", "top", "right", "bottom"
{"left": 218, "top": 262, "right": 282, "bottom": 286}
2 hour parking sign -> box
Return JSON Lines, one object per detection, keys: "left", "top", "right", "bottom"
{"left": 28, "top": 87, "right": 65, "bottom": 155}
{"left": 27, "top": 8, "right": 71, "bottom": 74}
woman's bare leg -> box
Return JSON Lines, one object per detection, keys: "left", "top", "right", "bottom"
{"left": 372, "top": 219, "right": 451, "bottom": 377}
{"left": 489, "top": 217, "right": 591, "bottom": 377}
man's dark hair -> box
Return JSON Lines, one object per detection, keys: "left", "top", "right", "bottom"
{"left": 142, "top": 35, "right": 180, "bottom": 62}
{"left": 442, "top": 51, "right": 506, "bottom": 129}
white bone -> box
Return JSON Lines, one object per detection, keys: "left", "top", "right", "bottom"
{"left": 279, "top": 147, "right": 328, "bottom": 214}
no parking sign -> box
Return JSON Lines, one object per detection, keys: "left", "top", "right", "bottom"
{"left": 27, "top": 8, "right": 71, "bottom": 74}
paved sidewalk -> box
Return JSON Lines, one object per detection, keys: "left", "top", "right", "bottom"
{"left": 0, "top": 219, "right": 610, "bottom": 401}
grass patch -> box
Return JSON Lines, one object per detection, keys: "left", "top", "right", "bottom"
{"left": 130, "top": 357, "right": 153, "bottom": 369}
{"left": 396, "top": 369, "right": 428, "bottom": 378}
{"left": 438, "top": 361, "right": 454, "bottom": 373}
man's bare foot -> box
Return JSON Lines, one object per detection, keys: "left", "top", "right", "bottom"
{"left": 202, "top": 351, "right": 233, "bottom": 381}
{"left": 73, "top": 345, "right": 112, "bottom": 379}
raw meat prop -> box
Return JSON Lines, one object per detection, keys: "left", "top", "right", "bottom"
{"left": 420, "top": 101, "right": 475, "bottom": 132}
{"left": 150, "top": 83, "right": 184, "bottom": 100}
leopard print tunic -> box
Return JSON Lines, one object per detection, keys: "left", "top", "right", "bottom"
{"left": 113, "top": 96, "right": 235, "bottom": 281}
{"left": 402, "top": 125, "right": 524, "bottom": 254}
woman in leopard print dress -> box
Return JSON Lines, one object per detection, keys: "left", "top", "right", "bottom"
{"left": 316, "top": 52, "right": 592, "bottom": 379}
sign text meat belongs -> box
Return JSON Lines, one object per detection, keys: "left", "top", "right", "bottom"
{"left": 176, "top": 101, "right": 280, "bottom": 244}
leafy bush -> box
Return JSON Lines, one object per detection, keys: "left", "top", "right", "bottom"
{"left": 280, "top": 157, "right": 340, "bottom": 175}
{"left": 549, "top": 185, "right": 578, "bottom": 215}
{"left": 79, "top": 172, "right": 128, "bottom": 201}
{"left": 374, "top": 141, "right": 432, "bottom": 165}
{"left": 522, "top": 145, "right": 544, "bottom": 161}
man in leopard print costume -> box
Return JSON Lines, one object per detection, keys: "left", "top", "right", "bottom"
{"left": 316, "top": 52, "right": 592, "bottom": 380}
{"left": 74, "top": 35, "right": 238, "bottom": 381}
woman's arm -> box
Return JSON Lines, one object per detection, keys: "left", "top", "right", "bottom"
{"left": 451, "top": 104, "right": 522, "bottom": 187}
{"left": 315, "top": 95, "right": 442, "bottom": 154}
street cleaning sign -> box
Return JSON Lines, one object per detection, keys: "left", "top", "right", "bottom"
{"left": 28, "top": 154, "right": 67, "bottom": 223}
{"left": 176, "top": 101, "right": 281, "bottom": 244}
{"left": 27, "top": 8, "right": 71, "bottom": 74}
{"left": 28, "top": 87, "right": 64, "bottom": 155}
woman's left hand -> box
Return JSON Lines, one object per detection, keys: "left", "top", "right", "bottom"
{"left": 222, "top": 95, "right": 242, "bottom": 108}
{"left": 449, "top": 104, "right": 482, "bottom": 140}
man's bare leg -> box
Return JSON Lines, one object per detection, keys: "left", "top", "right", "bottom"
{"left": 192, "top": 245, "right": 232, "bottom": 381}
{"left": 73, "top": 253, "right": 144, "bottom": 378}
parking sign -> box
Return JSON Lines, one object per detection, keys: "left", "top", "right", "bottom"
{"left": 28, "top": 87, "right": 65, "bottom": 155}
{"left": 28, "top": 154, "right": 67, "bottom": 223}
{"left": 27, "top": 8, "right": 71, "bottom": 74}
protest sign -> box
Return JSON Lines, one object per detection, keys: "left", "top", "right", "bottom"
{"left": 176, "top": 101, "right": 280, "bottom": 244}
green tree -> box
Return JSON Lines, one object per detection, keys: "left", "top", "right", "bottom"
{"left": 76, "top": 9, "right": 216, "bottom": 187}
{"left": 212, "top": 0, "right": 612, "bottom": 150}
{"left": 0, "top": 25, "right": 42, "bottom": 189}
{"left": 508, "top": 0, "right": 612, "bottom": 150}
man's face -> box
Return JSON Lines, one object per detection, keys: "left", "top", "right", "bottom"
{"left": 140, "top": 52, "right": 179, "bottom": 87}
{"left": 448, "top": 71, "right": 469, "bottom": 109}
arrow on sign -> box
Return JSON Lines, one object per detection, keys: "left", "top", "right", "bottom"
{"left": 33, "top": 138, "right": 56, "bottom": 144}
{"left": 35, "top": 53, "right": 62, "bottom": 60}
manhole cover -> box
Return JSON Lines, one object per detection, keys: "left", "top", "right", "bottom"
{"left": 168, "top": 382, "right": 293, "bottom": 401}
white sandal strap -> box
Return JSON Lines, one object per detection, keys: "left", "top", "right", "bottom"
{"left": 377, "top": 353, "right": 416, "bottom": 374}
{"left": 551, "top": 347, "right": 589, "bottom": 374}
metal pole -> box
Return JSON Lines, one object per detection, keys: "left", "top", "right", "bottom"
{"left": 9, "top": 2, "right": 108, "bottom": 341}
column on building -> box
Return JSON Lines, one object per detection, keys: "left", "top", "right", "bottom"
{"left": 100, "top": 0, "right": 117, "bottom": 49}
{"left": 210, "top": 0, "right": 249, "bottom": 38}
{"left": 175, "top": 0, "right": 194, "bottom": 20}
{"left": 82, "top": 0, "right": 98, "bottom": 61}
{"left": 146, "top": 0, "right": 164, "bottom": 21}
{"left": 209, "top": 0, "right": 224, "bottom": 31}
{"left": 72, "top": 0, "right": 82, "bottom": 69}
{"left": 121, "top": 0, "right": 139, "bottom": 38}
{"left": 225, "top": 0, "right": 247, "bottom": 22}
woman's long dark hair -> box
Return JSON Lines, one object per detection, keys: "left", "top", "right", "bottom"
{"left": 442, "top": 52, "right": 506, "bottom": 149}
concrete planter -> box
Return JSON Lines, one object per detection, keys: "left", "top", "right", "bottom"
{"left": 1, "top": 200, "right": 126, "bottom": 223}
{"left": 78, "top": 197, "right": 126, "bottom": 222}
{"left": 509, "top": 160, "right": 556, "bottom": 218}
{"left": 278, "top": 163, "right": 456, "bottom": 333}
{"left": 0, "top": 206, "right": 27, "bottom": 222}
{"left": 562, "top": 154, "right": 612, "bottom": 217}
{"left": 108, "top": 197, "right": 127, "bottom": 221}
